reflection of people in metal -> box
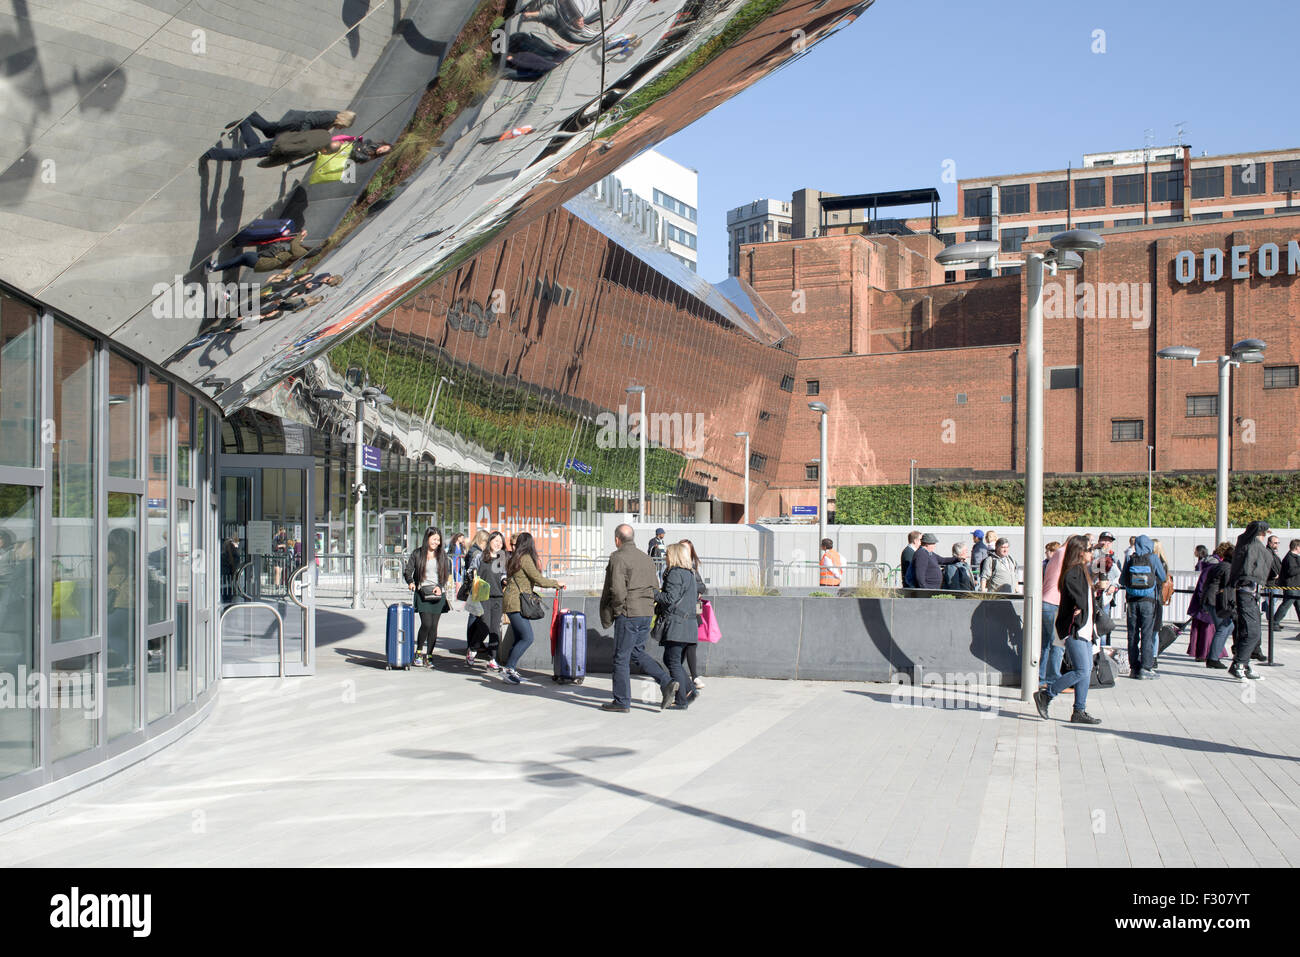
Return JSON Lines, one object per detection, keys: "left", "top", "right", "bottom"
{"left": 519, "top": 0, "right": 602, "bottom": 43}
{"left": 223, "top": 110, "right": 356, "bottom": 137}
{"left": 221, "top": 536, "right": 241, "bottom": 601}
{"left": 206, "top": 229, "right": 316, "bottom": 275}
{"left": 202, "top": 125, "right": 391, "bottom": 167}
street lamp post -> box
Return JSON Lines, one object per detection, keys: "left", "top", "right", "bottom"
{"left": 626, "top": 385, "right": 646, "bottom": 524}
{"left": 1157, "top": 338, "right": 1265, "bottom": 544}
{"left": 735, "top": 431, "right": 750, "bottom": 524}
{"left": 938, "top": 231, "right": 1101, "bottom": 702}
{"left": 909, "top": 459, "right": 917, "bottom": 526}
{"left": 809, "top": 402, "right": 829, "bottom": 547}
{"left": 1147, "top": 444, "right": 1155, "bottom": 529}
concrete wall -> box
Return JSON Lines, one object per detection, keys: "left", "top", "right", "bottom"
{"left": 510, "top": 593, "right": 1024, "bottom": 685}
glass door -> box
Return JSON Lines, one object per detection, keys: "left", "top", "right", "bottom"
{"left": 218, "top": 458, "right": 315, "bottom": 676}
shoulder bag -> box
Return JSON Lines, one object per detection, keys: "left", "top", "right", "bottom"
{"left": 519, "top": 589, "right": 545, "bottom": 620}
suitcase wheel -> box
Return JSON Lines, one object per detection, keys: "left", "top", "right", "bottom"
{"left": 574, "top": 677, "right": 584, "bottom": 685}
{"left": 385, "top": 664, "right": 392, "bottom": 671}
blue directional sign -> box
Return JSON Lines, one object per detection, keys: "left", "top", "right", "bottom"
{"left": 791, "top": 505, "right": 818, "bottom": 516}
{"left": 362, "top": 444, "right": 382, "bottom": 471}
{"left": 566, "top": 458, "right": 593, "bottom": 475}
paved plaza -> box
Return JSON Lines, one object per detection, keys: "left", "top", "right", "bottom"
{"left": 3, "top": 606, "right": 1299, "bottom": 867}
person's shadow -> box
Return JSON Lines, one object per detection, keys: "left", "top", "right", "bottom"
{"left": 191, "top": 157, "right": 247, "bottom": 278}
{"left": 343, "top": 0, "right": 369, "bottom": 58}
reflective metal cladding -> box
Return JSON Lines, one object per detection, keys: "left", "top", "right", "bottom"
{"left": 0, "top": 0, "right": 873, "bottom": 413}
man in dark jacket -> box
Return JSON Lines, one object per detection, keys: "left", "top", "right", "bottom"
{"left": 943, "top": 543, "right": 976, "bottom": 591}
{"left": 1272, "top": 539, "right": 1300, "bottom": 629}
{"left": 912, "top": 533, "right": 962, "bottom": 589}
{"left": 900, "top": 530, "right": 921, "bottom": 587}
{"left": 969, "top": 529, "right": 989, "bottom": 573}
{"left": 1120, "top": 534, "right": 1166, "bottom": 679}
{"left": 226, "top": 109, "right": 356, "bottom": 137}
{"left": 600, "top": 525, "right": 676, "bottom": 712}
{"left": 1227, "top": 520, "right": 1272, "bottom": 678}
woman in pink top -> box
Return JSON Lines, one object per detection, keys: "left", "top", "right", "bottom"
{"left": 1040, "top": 542, "right": 1067, "bottom": 687}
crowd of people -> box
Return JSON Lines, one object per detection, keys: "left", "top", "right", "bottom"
{"left": 402, "top": 523, "right": 708, "bottom": 710}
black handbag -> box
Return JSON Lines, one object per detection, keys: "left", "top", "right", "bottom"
{"left": 518, "top": 590, "right": 545, "bottom": 620}
{"left": 1091, "top": 650, "right": 1116, "bottom": 688}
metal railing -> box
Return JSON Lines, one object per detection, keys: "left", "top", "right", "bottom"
{"left": 220, "top": 601, "right": 285, "bottom": 675}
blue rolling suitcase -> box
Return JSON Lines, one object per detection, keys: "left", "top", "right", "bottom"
{"left": 386, "top": 602, "right": 415, "bottom": 670}
{"left": 552, "top": 609, "right": 586, "bottom": 684}
{"left": 231, "top": 218, "right": 296, "bottom": 246}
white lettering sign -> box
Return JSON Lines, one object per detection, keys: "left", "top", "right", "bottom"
{"left": 1175, "top": 240, "right": 1300, "bottom": 283}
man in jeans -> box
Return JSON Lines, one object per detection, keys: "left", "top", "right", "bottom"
{"left": 599, "top": 524, "right": 677, "bottom": 712}
{"left": 1120, "top": 534, "right": 1165, "bottom": 679}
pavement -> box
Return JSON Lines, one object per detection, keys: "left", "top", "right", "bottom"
{"left": 2, "top": 605, "right": 1299, "bottom": 867}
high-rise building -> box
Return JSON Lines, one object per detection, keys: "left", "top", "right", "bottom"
{"left": 593, "top": 150, "right": 700, "bottom": 271}
{"left": 725, "top": 199, "right": 792, "bottom": 276}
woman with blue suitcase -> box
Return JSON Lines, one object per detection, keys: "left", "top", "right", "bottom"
{"left": 405, "top": 527, "right": 450, "bottom": 668}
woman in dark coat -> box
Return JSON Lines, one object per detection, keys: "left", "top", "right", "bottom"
{"left": 1033, "top": 535, "right": 1101, "bottom": 725}
{"left": 654, "top": 542, "right": 699, "bottom": 709}
{"left": 476, "top": 531, "right": 507, "bottom": 673}
{"left": 404, "top": 527, "right": 450, "bottom": 667}
{"left": 679, "top": 538, "right": 707, "bottom": 690}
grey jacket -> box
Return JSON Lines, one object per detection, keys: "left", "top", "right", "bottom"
{"left": 599, "top": 542, "right": 658, "bottom": 626}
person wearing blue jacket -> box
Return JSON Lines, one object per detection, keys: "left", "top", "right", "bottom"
{"left": 1120, "top": 534, "right": 1166, "bottom": 679}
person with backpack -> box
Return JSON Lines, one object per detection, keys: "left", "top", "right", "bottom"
{"left": 403, "top": 527, "right": 450, "bottom": 668}
{"left": 500, "top": 532, "right": 565, "bottom": 684}
{"left": 1199, "top": 542, "right": 1235, "bottom": 668}
{"left": 1033, "top": 535, "right": 1101, "bottom": 725}
{"left": 980, "top": 538, "right": 1018, "bottom": 593}
{"left": 1120, "top": 534, "right": 1166, "bottom": 679}
{"left": 943, "top": 543, "right": 976, "bottom": 592}
{"left": 1227, "top": 521, "right": 1272, "bottom": 679}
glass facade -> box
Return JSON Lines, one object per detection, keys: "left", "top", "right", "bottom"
{"left": 0, "top": 286, "right": 218, "bottom": 807}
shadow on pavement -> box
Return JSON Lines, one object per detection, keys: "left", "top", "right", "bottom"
{"left": 1069, "top": 725, "right": 1300, "bottom": 762}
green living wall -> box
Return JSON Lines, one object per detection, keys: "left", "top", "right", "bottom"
{"left": 835, "top": 474, "right": 1300, "bottom": 529}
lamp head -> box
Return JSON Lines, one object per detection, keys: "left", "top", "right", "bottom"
{"left": 808, "top": 401, "right": 829, "bottom": 414}
{"left": 1050, "top": 228, "right": 1104, "bottom": 253}
{"left": 734, "top": 431, "right": 749, "bottom": 438}
{"left": 1157, "top": 345, "right": 1201, "bottom": 361}
{"left": 1049, "top": 249, "right": 1084, "bottom": 272}
{"left": 935, "top": 240, "right": 999, "bottom": 267}
{"left": 1231, "top": 338, "right": 1266, "bottom": 359}
{"left": 625, "top": 385, "right": 645, "bottom": 394}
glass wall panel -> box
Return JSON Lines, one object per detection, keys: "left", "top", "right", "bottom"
{"left": 108, "top": 352, "right": 139, "bottom": 479}
{"left": 177, "top": 394, "right": 193, "bottom": 487}
{"left": 0, "top": 484, "right": 37, "bottom": 778}
{"left": 50, "top": 654, "right": 99, "bottom": 762}
{"left": 0, "top": 295, "right": 39, "bottom": 468}
{"left": 176, "top": 499, "right": 192, "bottom": 706}
{"left": 147, "top": 375, "right": 169, "bottom": 624}
{"left": 52, "top": 321, "right": 96, "bottom": 643}
{"left": 147, "top": 633, "right": 169, "bottom": 723}
{"left": 106, "top": 491, "right": 138, "bottom": 740}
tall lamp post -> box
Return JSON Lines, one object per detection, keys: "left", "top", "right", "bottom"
{"left": 1157, "top": 338, "right": 1265, "bottom": 545}
{"left": 809, "top": 402, "right": 829, "bottom": 548}
{"left": 938, "top": 230, "right": 1102, "bottom": 702}
{"left": 1147, "top": 444, "right": 1155, "bottom": 529}
{"left": 909, "top": 459, "right": 918, "bottom": 526}
{"left": 626, "top": 385, "right": 646, "bottom": 524}
{"left": 735, "top": 431, "right": 750, "bottom": 524}
{"left": 352, "top": 385, "right": 393, "bottom": 609}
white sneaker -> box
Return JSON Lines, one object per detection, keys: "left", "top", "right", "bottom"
{"left": 465, "top": 651, "right": 475, "bottom": 666}
{"left": 692, "top": 677, "right": 704, "bottom": 689}
{"left": 487, "top": 659, "right": 500, "bottom": 672}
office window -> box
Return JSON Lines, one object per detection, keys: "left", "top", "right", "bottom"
{"left": 1075, "top": 221, "right": 1104, "bottom": 231}
{"left": 1274, "top": 160, "right": 1300, "bottom": 193}
{"left": 1111, "top": 419, "right": 1144, "bottom": 442}
{"left": 1112, "top": 173, "right": 1144, "bottom": 206}
{"left": 747, "top": 223, "right": 761, "bottom": 243}
{"left": 1113, "top": 218, "right": 1143, "bottom": 227}
{"left": 1000, "top": 184, "right": 1029, "bottom": 214}
{"left": 965, "top": 229, "right": 991, "bottom": 242}
{"left": 956, "top": 393, "right": 968, "bottom": 405}
{"left": 1234, "top": 208, "right": 1266, "bottom": 218}
{"left": 1264, "top": 365, "right": 1299, "bottom": 389}
{"left": 1151, "top": 169, "right": 1183, "bottom": 202}
{"left": 1193, "top": 212, "right": 1223, "bottom": 221}
{"left": 666, "top": 223, "right": 697, "bottom": 249}
{"left": 1001, "top": 266, "right": 1021, "bottom": 276}
{"left": 1091, "top": 159, "right": 1114, "bottom": 167}
{"left": 653, "top": 188, "right": 697, "bottom": 222}
{"left": 1001, "top": 226, "right": 1028, "bottom": 252}
{"left": 779, "top": 374, "right": 794, "bottom": 392}
{"left": 1187, "top": 394, "right": 1218, "bottom": 417}
{"left": 52, "top": 320, "right": 96, "bottom": 644}
{"left": 749, "top": 452, "right": 767, "bottom": 473}
{"left": 1154, "top": 214, "right": 1183, "bottom": 223}
{"left": 964, "top": 187, "right": 991, "bottom": 218}
{"left": 1232, "top": 163, "right": 1265, "bottom": 196}
{"left": 938, "top": 233, "right": 956, "bottom": 248}
{"left": 1191, "top": 166, "right": 1225, "bottom": 198}
{"left": 806, "top": 380, "right": 820, "bottom": 395}
{"left": 1037, "top": 180, "right": 1068, "bottom": 211}
{"left": 778, "top": 223, "right": 791, "bottom": 238}
{"left": 1075, "top": 177, "right": 1105, "bottom": 208}
{"left": 805, "top": 464, "right": 818, "bottom": 481}
{"left": 965, "top": 268, "right": 993, "bottom": 280}
{"left": 1049, "top": 367, "right": 1081, "bottom": 390}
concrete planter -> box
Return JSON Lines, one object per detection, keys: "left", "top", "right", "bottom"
{"left": 511, "top": 593, "right": 1024, "bottom": 685}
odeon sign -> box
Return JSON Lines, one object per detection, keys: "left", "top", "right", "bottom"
{"left": 1174, "top": 240, "right": 1300, "bottom": 284}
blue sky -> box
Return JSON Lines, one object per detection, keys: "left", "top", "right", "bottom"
{"left": 657, "top": 0, "right": 1294, "bottom": 281}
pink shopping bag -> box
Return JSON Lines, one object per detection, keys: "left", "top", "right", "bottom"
{"left": 698, "top": 599, "right": 721, "bottom": 643}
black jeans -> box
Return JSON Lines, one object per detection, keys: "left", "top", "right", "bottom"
{"left": 662, "top": 642, "right": 695, "bottom": 705}
{"left": 204, "top": 119, "right": 273, "bottom": 161}
{"left": 417, "top": 610, "right": 441, "bottom": 654}
{"left": 210, "top": 250, "right": 260, "bottom": 272}
{"left": 1233, "top": 586, "right": 1262, "bottom": 665}
{"left": 683, "top": 643, "right": 698, "bottom": 679}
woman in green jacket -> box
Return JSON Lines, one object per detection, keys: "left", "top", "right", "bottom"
{"left": 500, "top": 532, "right": 565, "bottom": 684}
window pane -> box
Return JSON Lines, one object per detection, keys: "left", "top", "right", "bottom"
{"left": 1232, "top": 163, "right": 1265, "bottom": 196}
{"left": 108, "top": 352, "right": 139, "bottom": 479}
{"left": 1151, "top": 170, "right": 1183, "bottom": 202}
{"left": 52, "top": 321, "right": 96, "bottom": 644}
{"left": 0, "top": 293, "right": 39, "bottom": 468}
{"left": 147, "top": 634, "right": 169, "bottom": 723}
{"left": 1037, "top": 181, "right": 1068, "bottom": 211}
{"left": 964, "top": 188, "right": 991, "bottom": 218}
{"left": 1264, "top": 365, "right": 1299, "bottom": 389}
{"left": 177, "top": 393, "right": 193, "bottom": 487}
{"left": 1000, "top": 184, "right": 1029, "bottom": 214}
{"left": 1112, "top": 174, "right": 1144, "bottom": 206}
{"left": 1001, "top": 226, "right": 1028, "bottom": 252}
{"left": 148, "top": 375, "right": 170, "bottom": 624}
{"left": 1074, "top": 177, "right": 1105, "bottom": 208}
{"left": 107, "top": 493, "right": 139, "bottom": 740}
{"left": 1187, "top": 394, "right": 1218, "bottom": 417}
{"left": 0, "top": 484, "right": 37, "bottom": 778}
{"left": 1274, "top": 160, "right": 1300, "bottom": 193}
{"left": 50, "top": 654, "right": 99, "bottom": 762}
{"left": 1191, "top": 166, "right": 1224, "bottom": 199}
